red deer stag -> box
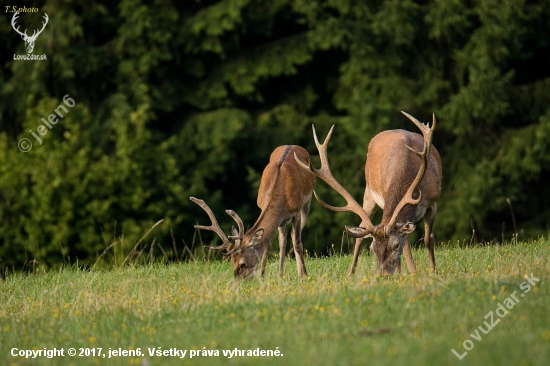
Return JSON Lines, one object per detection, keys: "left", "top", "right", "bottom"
{"left": 190, "top": 145, "right": 316, "bottom": 279}
{"left": 295, "top": 112, "right": 442, "bottom": 275}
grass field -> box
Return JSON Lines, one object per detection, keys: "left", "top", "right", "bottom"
{"left": 0, "top": 238, "right": 548, "bottom": 365}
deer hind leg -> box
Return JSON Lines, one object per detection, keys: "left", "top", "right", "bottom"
{"left": 300, "top": 194, "right": 312, "bottom": 231}
{"left": 424, "top": 204, "right": 437, "bottom": 272}
{"left": 291, "top": 215, "right": 307, "bottom": 278}
{"left": 277, "top": 226, "right": 288, "bottom": 278}
{"left": 287, "top": 195, "right": 312, "bottom": 259}
{"left": 349, "top": 187, "right": 378, "bottom": 277}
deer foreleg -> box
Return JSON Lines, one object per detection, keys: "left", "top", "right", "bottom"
{"left": 291, "top": 216, "right": 307, "bottom": 278}
{"left": 423, "top": 205, "right": 437, "bottom": 272}
{"left": 260, "top": 241, "right": 271, "bottom": 278}
{"left": 348, "top": 188, "right": 377, "bottom": 277}
{"left": 403, "top": 239, "right": 416, "bottom": 273}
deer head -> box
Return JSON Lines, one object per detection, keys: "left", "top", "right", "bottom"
{"left": 229, "top": 228, "right": 266, "bottom": 279}
{"left": 190, "top": 197, "right": 265, "bottom": 280}
{"left": 348, "top": 222, "right": 417, "bottom": 275}
{"left": 11, "top": 12, "right": 49, "bottom": 54}
{"left": 295, "top": 112, "right": 435, "bottom": 275}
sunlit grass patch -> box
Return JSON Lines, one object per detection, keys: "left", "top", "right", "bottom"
{"left": 0, "top": 238, "right": 548, "bottom": 365}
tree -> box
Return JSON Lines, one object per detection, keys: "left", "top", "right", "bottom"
{"left": 0, "top": 0, "right": 549, "bottom": 268}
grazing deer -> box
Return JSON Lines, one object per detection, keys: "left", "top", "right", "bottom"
{"left": 190, "top": 145, "right": 316, "bottom": 279}
{"left": 295, "top": 112, "right": 442, "bottom": 275}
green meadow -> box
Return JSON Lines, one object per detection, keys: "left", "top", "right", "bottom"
{"left": 1, "top": 239, "right": 548, "bottom": 366}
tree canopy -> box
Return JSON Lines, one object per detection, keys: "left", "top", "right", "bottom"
{"left": 1, "top": 0, "right": 549, "bottom": 268}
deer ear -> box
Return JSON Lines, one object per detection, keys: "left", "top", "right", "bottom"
{"left": 399, "top": 222, "right": 416, "bottom": 234}
{"left": 231, "top": 226, "right": 239, "bottom": 237}
{"left": 250, "top": 228, "right": 264, "bottom": 246}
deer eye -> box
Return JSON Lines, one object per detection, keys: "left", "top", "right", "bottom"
{"left": 390, "top": 239, "right": 400, "bottom": 251}
{"left": 239, "top": 262, "right": 247, "bottom": 269}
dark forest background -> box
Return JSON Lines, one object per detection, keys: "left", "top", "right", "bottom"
{"left": 0, "top": 0, "right": 549, "bottom": 269}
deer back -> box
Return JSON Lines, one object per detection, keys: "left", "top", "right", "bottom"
{"left": 257, "top": 145, "right": 316, "bottom": 214}
{"left": 366, "top": 129, "right": 442, "bottom": 224}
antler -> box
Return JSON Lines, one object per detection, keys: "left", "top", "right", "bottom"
{"left": 190, "top": 197, "right": 244, "bottom": 253}
{"left": 11, "top": 12, "right": 28, "bottom": 38}
{"left": 384, "top": 112, "right": 436, "bottom": 233}
{"left": 295, "top": 125, "right": 375, "bottom": 236}
{"left": 226, "top": 209, "right": 244, "bottom": 241}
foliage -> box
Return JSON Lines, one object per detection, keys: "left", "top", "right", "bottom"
{"left": 0, "top": 0, "right": 549, "bottom": 267}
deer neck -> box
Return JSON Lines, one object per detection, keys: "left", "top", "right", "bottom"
{"left": 247, "top": 206, "right": 285, "bottom": 250}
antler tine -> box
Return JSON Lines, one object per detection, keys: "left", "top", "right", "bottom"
{"left": 225, "top": 209, "right": 244, "bottom": 241}
{"left": 222, "top": 245, "right": 243, "bottom": 257}
{"left": 310, "top": 190, "right": 352, "bottom": 214}
{"left": 312, "top": 124, "right": 334, "bottom": 171}
{"left": 385, "top": 112, "right": 436, "bottom": 232}
{"left": 295, "top": 125, "right": 375, "bottom": 234}
{"left": 190, "top": 197, "right": 233, "bottom": 251}
{"left": 401, "top": 111, "right": 434, "bottom": 134}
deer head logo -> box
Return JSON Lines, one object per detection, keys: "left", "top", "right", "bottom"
{"left": 11, "top": 12, "right": 49, "bottom": 54}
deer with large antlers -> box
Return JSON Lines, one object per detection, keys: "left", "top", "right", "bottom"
{"left": 190, "top": 145, "right": 316, "bottom": 280}
{"left": 11, "top": 12, "right": 49, "bottom": 54}
{"left": 295, "top": 112, "right": 442, "bottom": 276}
